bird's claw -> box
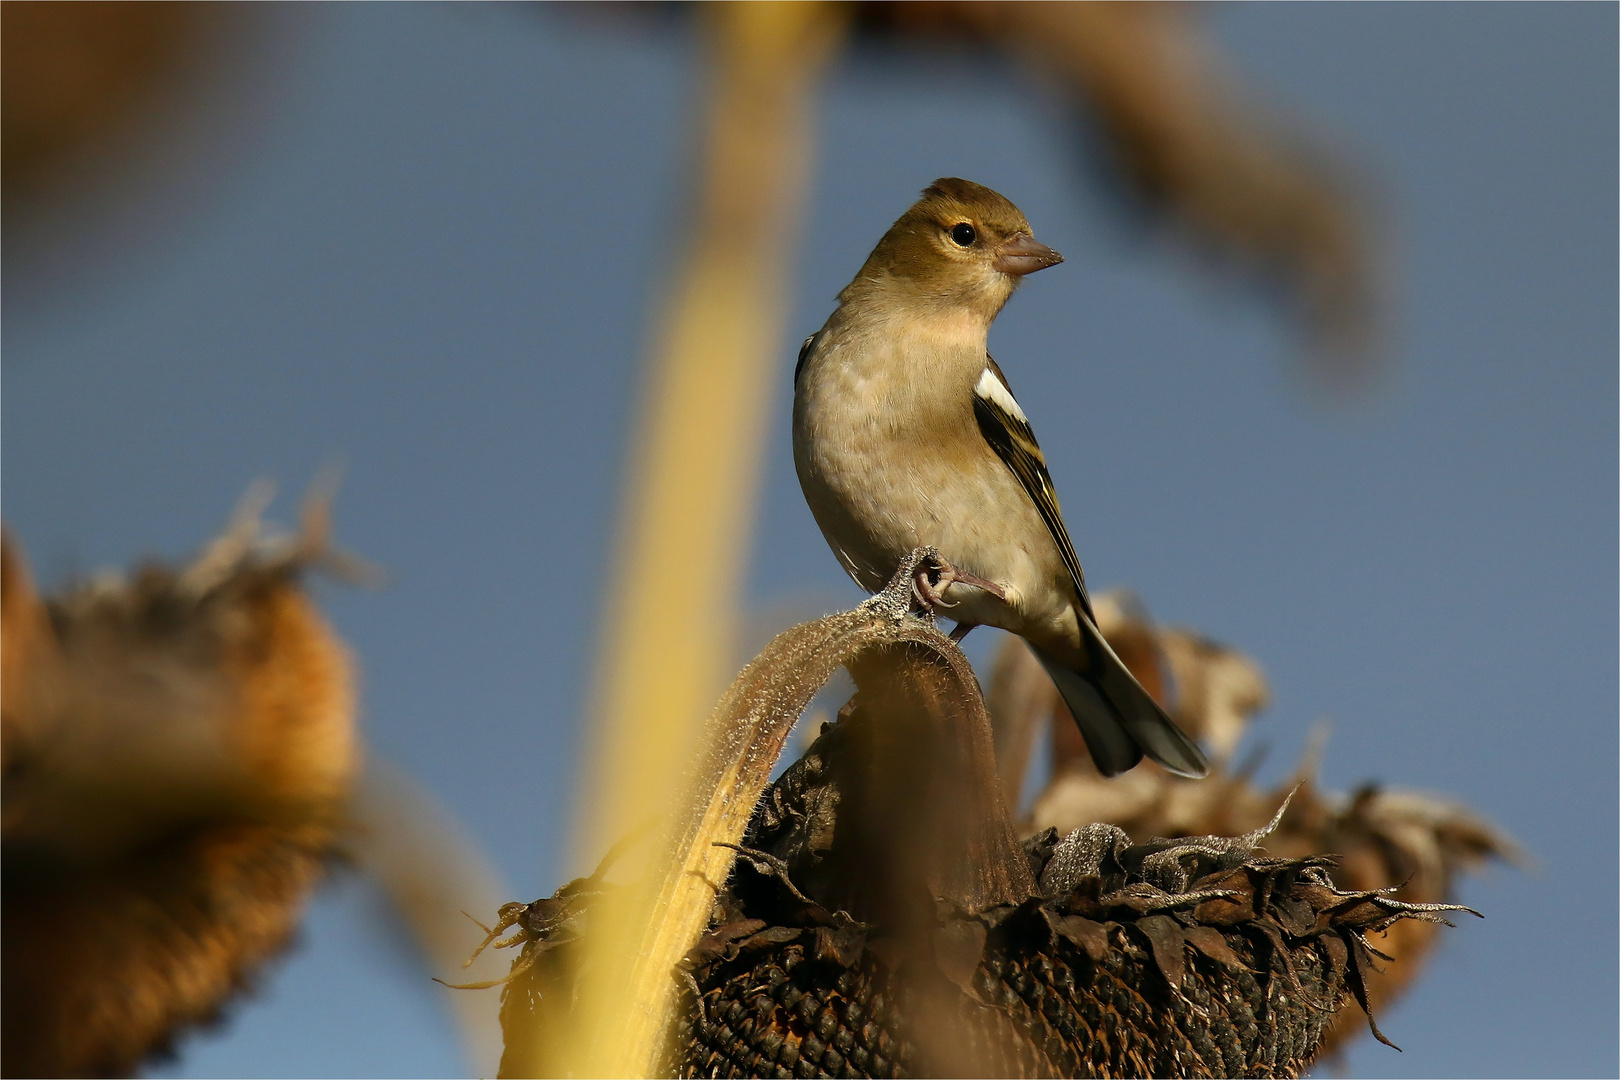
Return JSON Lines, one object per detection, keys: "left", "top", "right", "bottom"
{"left": 911, "top": 553, "right": 1006, "bottom": 616}
{"left": 912, "top": 560, "right": 958, "bottom": 611}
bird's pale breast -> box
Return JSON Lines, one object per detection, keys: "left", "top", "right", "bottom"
{"left": 792, "top": 319, "right": 1079, "bottom": 645}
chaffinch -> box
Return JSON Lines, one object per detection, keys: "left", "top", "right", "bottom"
{"left": 792, "top": 177, "right": 1208, "bottom": 778}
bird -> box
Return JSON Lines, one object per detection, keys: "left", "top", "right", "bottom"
{"left": 792, "top": 177, "right": 1208, "bottom": 779}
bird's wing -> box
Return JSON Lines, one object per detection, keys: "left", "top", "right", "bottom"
{"left": 972, "top": 358, "right": 1095, "bottom": 620}
{"left": 793, "top": 331, "right": 822, "bottom": 387}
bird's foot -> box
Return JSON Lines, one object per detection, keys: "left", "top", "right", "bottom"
{"left": 864, "top": 548, "right": 1007, "bottom": 624}
{"left": 911, "top": 560, "right": 957, "bottom": 611}
{"left": 912, "top": 553, "right": 1006, "bottom": 614}
{"left": 862, "top": 547, "right": 941, "bottom": 622}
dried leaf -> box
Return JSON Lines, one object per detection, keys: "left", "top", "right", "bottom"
{"left": 1137, "top": 914, "right": 1187, "bottom": 992}
{"left": 1183, "top": 925, "right": 1247, "bottom": 971}
{"left": 1047, "top": 912, "right": 1111, "bottom": 962}
{"left": 813, "top": 925, "right": 866, "bottom": 968}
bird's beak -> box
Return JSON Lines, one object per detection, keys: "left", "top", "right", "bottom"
{"left": 993, "top": 233, "right": 1064, "bottom": 276}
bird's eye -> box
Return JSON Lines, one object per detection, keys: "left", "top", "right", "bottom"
{"left": 950, "top": 222, "right": 977, "bottom": 247}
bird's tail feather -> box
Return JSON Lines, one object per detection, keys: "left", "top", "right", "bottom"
{"left": 1032, "top": 621, "right": 1209, "bottom": 779}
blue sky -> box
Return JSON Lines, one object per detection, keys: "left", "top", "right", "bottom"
{"left": 5, "top": 4, "right": 1614, "bottom": 1077}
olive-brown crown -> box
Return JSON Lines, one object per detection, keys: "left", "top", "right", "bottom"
{"left": 841, "top": 178, "right": 1038, "bottom": 314}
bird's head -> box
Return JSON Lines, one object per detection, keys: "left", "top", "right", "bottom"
{"left": 842, "top": 177, "right": 1064, "bottom": 322}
